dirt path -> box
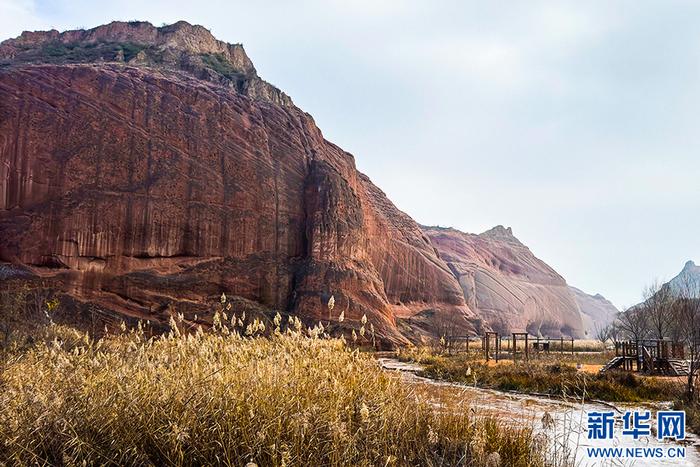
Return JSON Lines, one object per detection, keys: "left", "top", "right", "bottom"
{"left": 379, "top": 358, "right": 700, "bottom": 467}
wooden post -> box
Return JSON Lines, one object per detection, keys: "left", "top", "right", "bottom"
{"left": 495, "top": 334, "right": 499, "bottom": 363}
{"left": 629, "top": 343, "right": 633, "bottom": 371}
{"left": 561, "top": 336, "right": 564, "bottom": 354}
{"left": 628, "top": 342, "right": 632, "bottom": 371}
{"left": 629, "top": 342, "right": 632, "bottom": 371}
{"left": 571, "top": 337, "right": 574, "bottom": 355}
{"left": 512, "top": 333, "right": 516, "bottom": 361}
{"left": 525, "top": 334, "right": 529, "bottom": 361}
{"left": 622, "top": 343, "right": 625, "bottom": 369}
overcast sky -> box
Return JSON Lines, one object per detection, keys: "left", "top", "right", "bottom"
{"left": 2, "top": 0, "right": 699, "bottom": 307}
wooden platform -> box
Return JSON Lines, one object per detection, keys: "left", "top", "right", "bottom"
{"left": 667, "top": 359, "right": 690, "bottom": 376}
{"left": 599, "top": 356, "right": 624, "bottom": 373}
{"left": 599, "top": 356, "right": 691, "bottom": 376}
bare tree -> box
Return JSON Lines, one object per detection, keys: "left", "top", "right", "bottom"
{"left": 670, "top": 274, "right": 700, "bottom": 400}
{"left": 616, "top": 307, "right": 649, "bottom": 343}
{"left": 608, "top": 321, "right": 623, "bottom": 347}
{"left": 643, "top": 279, "right": 674, "bottom": 340}
{"left": 594, "top": 323, "right": 611, "bottom": 346}
{"left": 433, "top": 311, "right": 462, "bottom": 353}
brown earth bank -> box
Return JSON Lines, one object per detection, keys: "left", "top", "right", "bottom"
{"left": 0, "top": 20, "right": 615, "bottom": 345}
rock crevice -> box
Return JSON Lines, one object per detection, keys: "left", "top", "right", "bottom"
{"left": 0, "top": 23, "right": 478, "bottom": 344}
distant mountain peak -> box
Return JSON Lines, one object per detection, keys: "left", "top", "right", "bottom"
{"left": 478, "top": 225, "right": 525, "bottom": 247}
{"left": 666, "top": 260, "right": 700, "bottom": 297}
{"left": 480, "top": 225, "right": 513, "bottom": 238}
{"left": 481, "top": 224, "right": 512, "bottom": 235}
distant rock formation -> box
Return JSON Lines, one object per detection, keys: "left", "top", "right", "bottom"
{"left": 423, "top": 225, "right": 618, "bottom": 337}
{"left": 668, "top": 260, "right": 700, "bottom": 297}
{"left": 626, "top": 260, "right": 699, "bottom": 324}
{"left": 569, "top": 287, "right": 619, "bottom": 336}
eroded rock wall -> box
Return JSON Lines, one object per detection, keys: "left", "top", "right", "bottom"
{"left": 0, "top": 22, "right": 477, "bottom": 344}
{"left": 423, "top": 226, "right": 588, "bottom": 337}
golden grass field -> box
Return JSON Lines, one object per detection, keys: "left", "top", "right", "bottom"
{"left": 0, "top": 317, "right": 544, "bottom": 466}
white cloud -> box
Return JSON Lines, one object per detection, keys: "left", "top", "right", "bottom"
{"left": 413, "top": 36, "right": 527, "bottom": 90}
{"left": 532, "top": 3, "right": 603, "bottom": 45}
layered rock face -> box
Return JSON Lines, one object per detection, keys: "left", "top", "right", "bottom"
{"left": 0, "top": 21, "right": 475, "bottom": 344}
{"left": 423, "top": 225, "right": 618, "bottom": 337}
{"left": 668, "top": 260, "right": 700, "bottom": 297}
{"left": 569, "top": 287, "right": 619, "bottom": 336}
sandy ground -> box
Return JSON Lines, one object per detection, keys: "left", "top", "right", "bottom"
{"left": 460, "top": 357, "right": 605, "bottom": 373}
{"left": 578, "top": 363, "right": 604, "bottom": 373}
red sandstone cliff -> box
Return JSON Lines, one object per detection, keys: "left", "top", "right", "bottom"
{"left": 423, "top": 225, "right": 618, "bottom": 338}
{"left": 0, "top": 21, "right": 475, "bottom": 344}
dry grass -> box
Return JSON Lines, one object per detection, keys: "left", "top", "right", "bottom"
{"left": 0, "top": 319, "right": 544, "bottom": 466}
{"left": 674, "top": 399, "right": 700, "bottom": 435}
{"left": 398, "top": 347, "right": 680, "bottom": 403}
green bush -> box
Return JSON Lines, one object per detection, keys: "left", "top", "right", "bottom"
{"left": 200, "top": 53, "right": 244, "bottom": 80}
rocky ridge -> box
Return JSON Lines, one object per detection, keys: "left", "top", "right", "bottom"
{"left": 0, "top": 21, "right": 617, "bottom": 343}
{"left": 0, "top": 20, "right": 291, "bottom": 105}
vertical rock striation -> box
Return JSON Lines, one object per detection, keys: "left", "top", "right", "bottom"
{"left": 0, "top": 21, "right": 476, "bottom": 344}
{"left": 0, "top": 21, "right": 615, "bottom": 343}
